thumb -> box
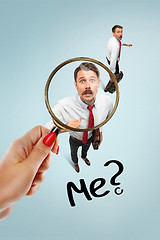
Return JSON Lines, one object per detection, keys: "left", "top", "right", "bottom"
{"left": 24, "top": 132, "right": 57, "bottom": 171}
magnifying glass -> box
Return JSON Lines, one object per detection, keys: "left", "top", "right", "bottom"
{"left": 44, "top": 57, "right": 119, "bottom": 144}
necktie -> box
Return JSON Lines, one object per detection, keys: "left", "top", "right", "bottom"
{"left": 82, "top": 105, "right": 94, "bottom": 144}
{"left": 118, "top": 41, "right": 121, "bottom": 61}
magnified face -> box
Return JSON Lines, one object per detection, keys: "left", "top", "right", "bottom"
{"left": 113, "top": 28, "right": 123, "bottom": 41}
{"left": 74, "top": 70, "right": 101, "bottom": 106}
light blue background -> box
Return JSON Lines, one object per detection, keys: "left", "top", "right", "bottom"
{"left": 0, "top": 0, "right": 160, "bottom": 239}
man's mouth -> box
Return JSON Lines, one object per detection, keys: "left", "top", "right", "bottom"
{"left": 82, "top": 90, "right": 93, "bottom": 95}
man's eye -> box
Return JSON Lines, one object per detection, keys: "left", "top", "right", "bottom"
{"left": 80, "top": 80, "right": 85, "bottom": 83}
{"left": 90, "top": 79, "right": 95, "bottom": 82}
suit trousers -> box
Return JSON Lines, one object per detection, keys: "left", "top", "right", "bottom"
{"left": 69, "top": 136, "right": 92, "bottom": 164}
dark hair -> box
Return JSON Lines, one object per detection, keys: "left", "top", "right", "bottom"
{"left": 112, "top": 25, "right": 123, "bottom": 33}
{"left": 74, "top": 62, "right": 100, "bottom": 82}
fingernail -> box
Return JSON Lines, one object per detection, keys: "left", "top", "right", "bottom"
{"left": 56, "top": 146, "right": 59, "bottom": 155}
{"left": 43, "top": 132, "right": 56, "bottom": 147}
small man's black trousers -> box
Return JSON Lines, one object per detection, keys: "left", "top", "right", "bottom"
{"left": 69, "top": 136, "right": 92, "bottom": 164}
{"left": 106, "top": 58, "right": 119, "bottom": 75}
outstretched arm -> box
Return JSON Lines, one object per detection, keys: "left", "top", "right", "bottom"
{"left": 122, "top": 43, "right": 132, "bottom": 47}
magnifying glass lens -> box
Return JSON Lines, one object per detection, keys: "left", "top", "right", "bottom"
{"left": 45, "top": 57, "right": 119, "bottom": 133}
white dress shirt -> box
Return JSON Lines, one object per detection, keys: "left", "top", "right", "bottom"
{"left": 46, "top": 93, "right": 113, "bottom": 141}
{"left": 106, "top": 36, "right": 121, "bottom": 73}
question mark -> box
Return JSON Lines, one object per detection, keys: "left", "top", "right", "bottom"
{"left": 104, "top": 160, "right": 124, "bottom": 195}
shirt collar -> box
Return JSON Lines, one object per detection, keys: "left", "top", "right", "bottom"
{"left": 76, "top": 93, "right": 99, "bottom": 109}
{"left": 113, "top": 36, "right": 120, "bottom": 44}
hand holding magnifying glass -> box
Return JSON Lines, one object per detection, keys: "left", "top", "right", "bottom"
{"left": 0, "top": 126, "right": 58, "bottom": 221}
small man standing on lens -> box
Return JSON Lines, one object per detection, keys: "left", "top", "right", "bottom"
{"left": 104, "top": 25, "right": 132, "bottom": 93}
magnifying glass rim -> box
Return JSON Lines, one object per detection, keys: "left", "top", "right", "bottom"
{"left": 44, "top": 57, "right": 119, "bottom": 132}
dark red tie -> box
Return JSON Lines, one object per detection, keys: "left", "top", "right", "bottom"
{"left": 82, "top": 106, "right": 94, "bottom": 144}
{"left": 118, "top": 41, "right": 121, "bottom": 61}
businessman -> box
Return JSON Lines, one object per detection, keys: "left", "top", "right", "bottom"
{"left": 46, "top": 62, "right": 113, "bottom": 172}
{"left": 104, "top": 25, "right": 132, "bottom": 93}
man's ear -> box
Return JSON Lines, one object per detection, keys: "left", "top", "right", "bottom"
{"left": 74, "top": 81, "right": 78, "bottom": 89}
{"left": 98, "top": 79, "right": 101, "bottom": 88}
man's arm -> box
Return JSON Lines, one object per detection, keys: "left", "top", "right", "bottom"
{"left": 45, "top": 101, "right": 81, "bottom": 133}
{"left": 122, "top": 43, "right": 132, "bottom": 47}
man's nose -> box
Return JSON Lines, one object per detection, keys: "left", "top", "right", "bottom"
{"left": 85, "top": 80, "right": 91, "bottom": 88}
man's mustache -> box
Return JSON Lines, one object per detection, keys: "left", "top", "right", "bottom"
{"left": 82, "top": 89, "right": 93, "bottom": 95}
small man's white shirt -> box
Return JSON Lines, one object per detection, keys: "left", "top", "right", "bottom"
{"left": 106, "top": 36, "right": 121, "bottom": 73}
{"left": 46, "top": 93, "right": 113, "bottom": 141}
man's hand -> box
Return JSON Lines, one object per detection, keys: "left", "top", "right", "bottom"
{"left": 123, "top": 43, "right": 132, "bottom": 47}
{"left": 59, "top": 118, "right": 82, "bottom": 133}
{"left": 68, "top": 118, "right": 81, "bottom": 129}
{"left": 98, "top": 132, "right": 103, "bottom": 147}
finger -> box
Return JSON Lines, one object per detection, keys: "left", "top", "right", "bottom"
{"left": 13, "top": 126, "right": 50, "bottom": 159}
{"left": 22, "top": 125, "right": 49, "bottom": 146}
{"left": 0, "top": 126, "right": 52, "bottom": 166}
{"left": 26, "top": 184, "right": 40, "bottom": 196}
{"left": 51, "top": 137, "right": 59, "bottom": 154}
{"left": 38, "top": 154, "right": 51, "bottom": 172}
{"left": 24, "top": 130, "right": 57, "bottom": 172}
{"left": 0, "top": 206, "right": 13, "bottom": 221}
{"left": 32, "top": 172, "right": 46, "bottom": 185}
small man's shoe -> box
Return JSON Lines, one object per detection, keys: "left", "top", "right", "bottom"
{"left": 108, "top": 82, "right": 116, "bottom": 93}
{"left": 82, "top": 158, "right": 91, "bottom": 166}
{"left": 74, "top": 163, "right": 80, "bottom": 173}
